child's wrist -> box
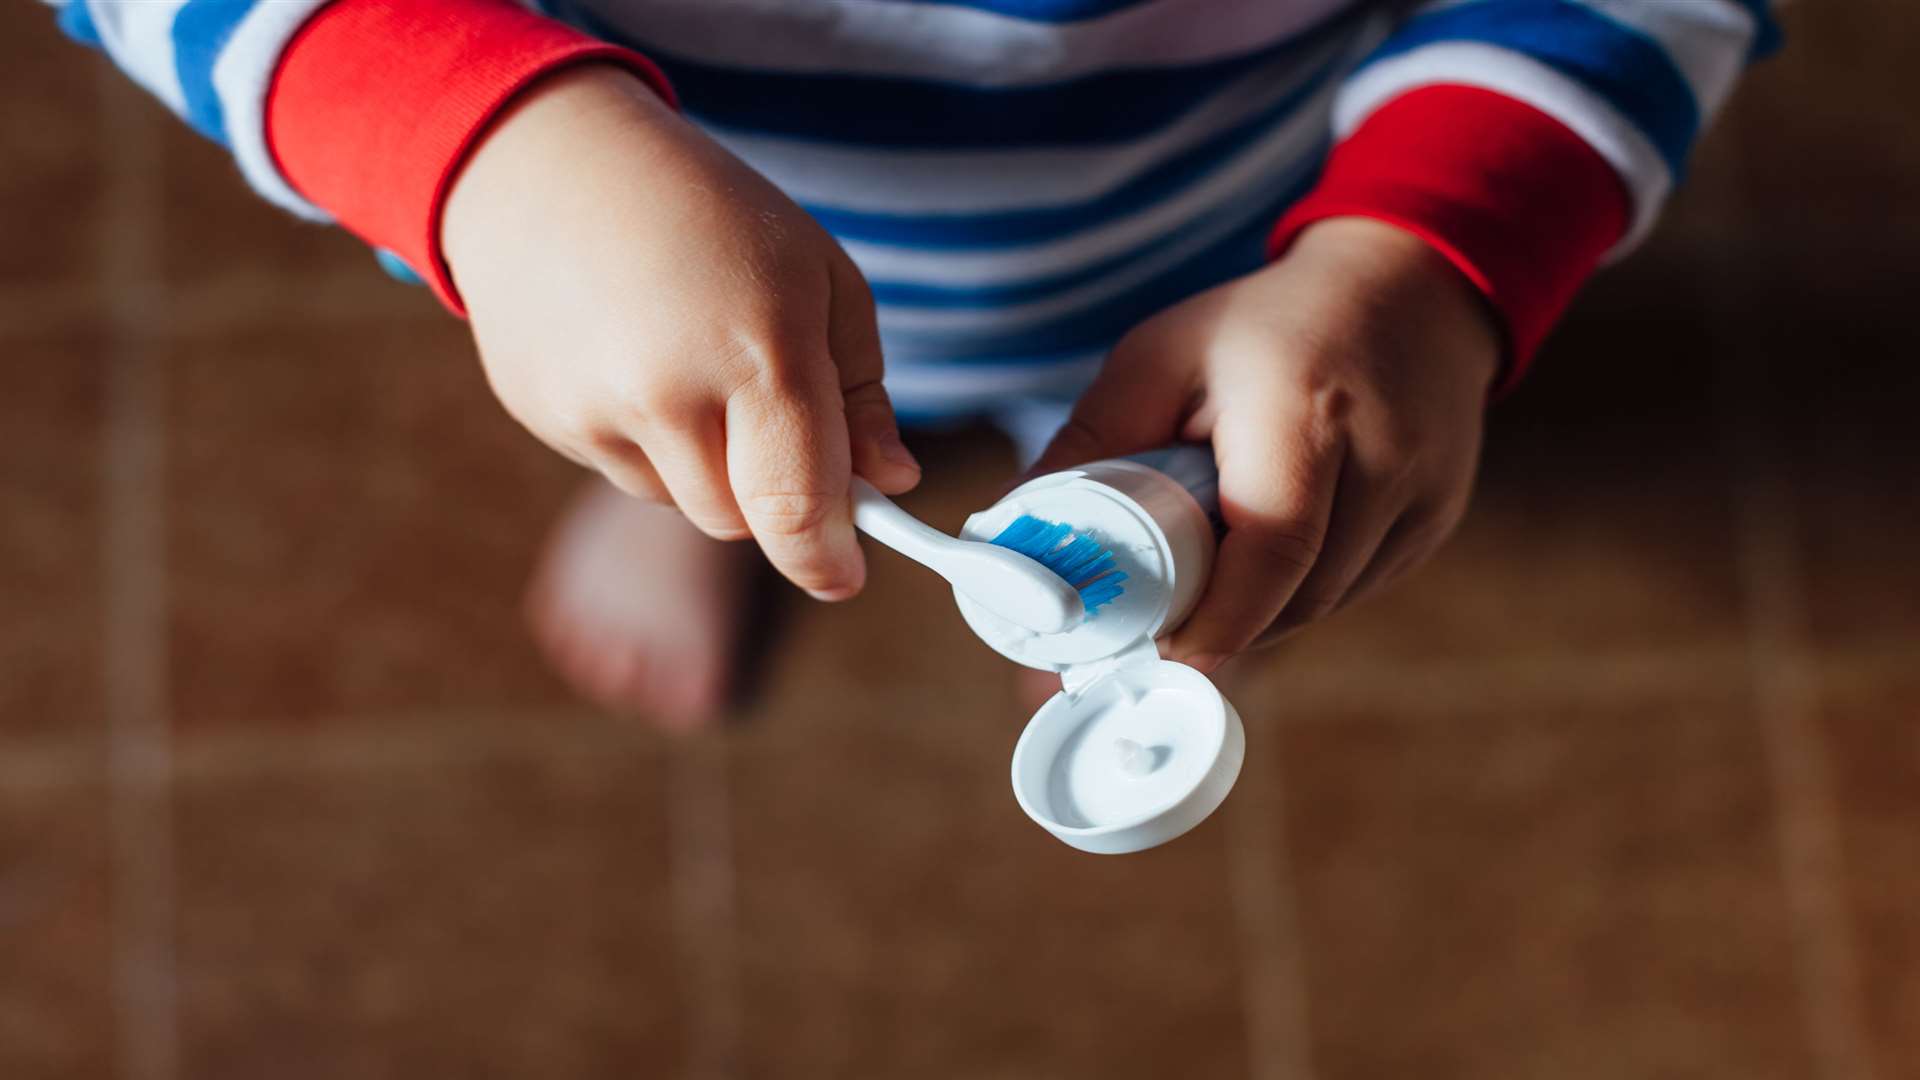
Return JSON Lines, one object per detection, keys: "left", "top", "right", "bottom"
{"left": 1282, "top": 216, "right": 1504, "bottom": 395}
{"left": 441, "top": 63, "right": 677, "bottom": 294}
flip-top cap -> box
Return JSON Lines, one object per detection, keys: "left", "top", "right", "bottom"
{"left": 1011, "top": 646, "right": 1244, "bottom": 854}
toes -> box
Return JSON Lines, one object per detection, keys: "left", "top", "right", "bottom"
{"left": 524, "top": 476, "right": 750, "bottom": 729}
{"left": 654, "top": 654, "right": 727, "bottom": 732}
{"left": 585, "top": 649, "right": 649, "bottom": 713}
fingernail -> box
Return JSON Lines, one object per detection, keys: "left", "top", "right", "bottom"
{"left": 1184, "top": 652, "right": 1229, "bottom": 675}
{"left": 807, "top": 586, "right": 859, "bottom": 603}
{"left": 878, "top": 428, "right": 920, "bottom": 470}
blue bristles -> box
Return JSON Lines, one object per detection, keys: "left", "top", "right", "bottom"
{"left": 987, "top": 514, "right": 1129, "bottom": 617}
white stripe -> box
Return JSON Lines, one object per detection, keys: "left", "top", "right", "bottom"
{"left": 211, "top": 0, "right": 333, "bottom": 220}
{"left": 575, "top": 0, "right": 1353, "bottom": 85}
{"left": 841, "top": 75, "right": 1335, "bottom": 288}
{"left": 84, "top": 0, "right": 191, "bottom": 115}
{"left": 1335, "top": 41, "right": 1673, "bottom": 257}
{"left": 706, "top": 30, "right": 1357, "bottom": 216}
{"left": 1569, "top": 0, "right": 1756, "bottom": 122}
{"left": 885, "top": 353, "right": 1105, "bottom": 413}
{"left": 874, "top": 161, "right": 1305, "bottom": 337}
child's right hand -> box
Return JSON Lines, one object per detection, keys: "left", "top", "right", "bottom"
{"left": 440, "top": 65, "right": 921, "bottom": 600}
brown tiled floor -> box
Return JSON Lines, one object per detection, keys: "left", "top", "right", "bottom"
{"left": 162, "top": 316, "right": 580, "bottom": 728}
{"left": 0, "top": 770, "right": 115, "bottom": 1080}
{"left": 0, "top": 328, "right": 108, "bottom": 740}
{"left": 1749, "top": 274, "right": 1920, "bottom": 661}
{"left": 1266, "top": 681, "right": 1812, "bottom": 1080}
{"left": 1816, "top": 666, "right": 1920, "bottom": 1074}
{"left": 5, "top": 2, "right": 1920, "bottom": 1079}
{"left": 0, "top": 18, "right": 107, "bottom": 293}
{"left": 172, "top": 732, "right": 685, "bottom": 1079}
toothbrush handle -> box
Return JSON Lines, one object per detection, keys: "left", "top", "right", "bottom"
{"left": 853, "top": 478, "right": 1083, "bottom": 633}
{"left": 850, "top": 477, "right": 956, "bottom": 572}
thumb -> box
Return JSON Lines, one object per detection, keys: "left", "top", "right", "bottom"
{"left": 828, "top": 257, "right": 921, "bottom": 495}
{"left": 1026, "top": 334, "right": 1197, "bottom": 479}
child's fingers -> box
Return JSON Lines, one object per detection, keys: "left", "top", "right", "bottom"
{"left": 844, "top": 379, "right": 921, "bottom": 495}
{"left": 1025, "top": 335, "right": 1195, "bottom": 477}
{"left": 829, "top": 258, "right": 921, "bottom": 495}
{"left": 1261, "top": 454, "right": 1402, "bottom": 637}
{"left": 1322, "top": 515, "right": 1424, "bottom": 618}
{"left": 1166, "top": 406, "right": 1341, "bottom": 670}
{"left": 583, "top": 440, "right": 673, "bottom": 504}
{"left": 633, "top": 415, "right": 752, "bottom": 541}
{"left": 724, "top": 362, "right": 866, "bottom": 601}
{"left": 1336, "top": 499, "right": 1465, "bottom": 614}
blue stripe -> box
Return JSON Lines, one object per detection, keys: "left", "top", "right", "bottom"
{"left": 56, "top": 1, "right": 103, "bottom": 47}
{"left": 1364, "top": 0, "right": 1700, "bottom": 179}
{"left": 373, "top": 249, "right": 425, "bottom": 286}
{"left": 868, "top": 225, "right": 1196, "bottom": 309}
{"left": 171, "top": 0, "right": 259, "bottom": 143}
{"left": 868, "top": 0, "right": 1158, "bottom": 21}
{"left": 878, "top": 183, "right": 1299, "bottom": 361}
{"left": 865, "top": 156, "right": 1320, "bottom": 310}
{"left": 802, "top": 54, "right": 1339, "bottom": 249}
{"left": 546, "top": 0, "right": 1360, "bottom": 148}
{"left": 1729, "top": 0, "right": 1784, "bottom": 58}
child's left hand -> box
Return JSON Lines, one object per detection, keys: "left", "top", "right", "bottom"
{"left": 1026, "top": 217, "right": 1503, "bottom": 673}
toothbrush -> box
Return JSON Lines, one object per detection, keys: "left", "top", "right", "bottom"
{"left": 984, "top": 514, "right": 1128, "bottom": 616}
{"left": 851, "top": 478, "right": 1087, "bottom": 634}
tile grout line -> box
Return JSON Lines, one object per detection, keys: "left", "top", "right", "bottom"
{"left": 1710, "top": 87, "right": 1879, "bottom": 1080}
{"left": 1224, "top": 720, "right": 1316, "bottom": 1080}
{"left": 98, "top": 70, "right": 179, "bottom": 1080}
{"left": 148, "top": 640, "right": 1753, "bottom": 777}
{"left": 666, "top": 735, "right": 744, "bottom": 1080}
{"left": 1723, "top": 392, "right": 1878, "bottom": 1080}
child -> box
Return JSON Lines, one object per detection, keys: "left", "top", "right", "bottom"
{"left": 55, "top": 0, "right": 1774, "bottom": 723}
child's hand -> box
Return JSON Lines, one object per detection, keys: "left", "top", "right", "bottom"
{"left": 441, "top": 66, "right": 921, "bottom": 601}
{"left": 1028, "top": 218, "right": 1502, "bottom": 672}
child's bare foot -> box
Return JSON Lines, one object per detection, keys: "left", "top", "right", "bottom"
{"left": 527, "top": 478, "right": 758, "bottom": 728}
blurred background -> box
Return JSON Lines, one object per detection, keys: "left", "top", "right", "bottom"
{"left": 3, "top": 2, "right": 1916, "bottom": 1078}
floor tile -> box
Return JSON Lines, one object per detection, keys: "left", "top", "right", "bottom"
{"left": 1740, "top": 289, "right": 1920, "bottom": 660}
{"left": 0, "top": 769, "right": 114, "bottom": 1080}
{"left": 1718, "top": 1, "right": 1920, "bottom": 236}
{"left": 1266, "top": 682, "right": 1815, "bottom": 1080}
{"left": 173, "top": 735, "right": 685, "bottom": 1079}
{"left": 1680, "top": 193, "right": 1920, "bottom": 663}
{"left": 163, "top": 317, "right": 581, "bottom": 728}
{"left": 1814, "top": 666, "right": 1920, "bottom": 1079}
{"left": 727, "top": 710, "right": 1249, "bottom": 1079}
{"left": 0, "top": 329, "right": 107, "bottom": 740}
{"left": 0, "top": 7, "right": 108, "bottom": 292}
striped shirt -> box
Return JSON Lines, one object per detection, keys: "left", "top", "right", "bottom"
{"left": 52, "top": 0, "right": 1776, "bottom": 410}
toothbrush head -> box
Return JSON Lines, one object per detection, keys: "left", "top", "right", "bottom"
{"left": 987, "top": 514, "right": 1129, "bottom": 617}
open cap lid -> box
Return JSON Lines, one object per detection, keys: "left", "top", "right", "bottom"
{"left": 1008, "top": 638, "right": 1245, "bottom": 855}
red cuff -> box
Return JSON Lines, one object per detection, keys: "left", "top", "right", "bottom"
{"left": 1270, "top": 85, "right": 1630, "bottom": 393}
{"left": 265, "top": 0, "right": 674, "bottom": 313}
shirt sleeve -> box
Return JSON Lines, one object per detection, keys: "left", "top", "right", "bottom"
{"left": 1270, "top": 0, "right": 1780, "bottom": 389}
{"left": 48, "top": 0, "right": 674, "bottom": 313}
{"left": 49, "top": 0, "right": 340, "bottom": 219}
{"left": 263, "top": 0, "right": 674, "bottom": 311}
